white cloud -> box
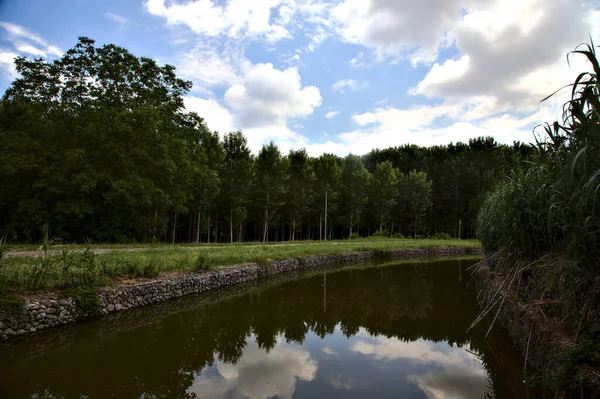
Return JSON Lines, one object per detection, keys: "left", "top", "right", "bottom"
{"left": 0, "top": 49, "right": 18, "bottom": 78}
{"left": 105, "top": 12, "right": 128, "bottom": 24}
{"left": 350, "top": 334, "right": 488, "bottom": 399}
{"left": 184, "top": 96, "right": 235, "bottom": 134}
{"left": 325, "top": 110, "right": 339, "bottom": 119}
{"left": 322, "top": 346, "right": 338, "bottom": 355}
{"left": 175, "top": 42, "right": 247, "bottom": 93}
{"left": 0, "top": 22, "right": 62, "bottom": 78}
{"left": 332, "top": 79, "right": 357, "bottom": 92}
{"left": 329, "top": 0, "right": 466, "bottom": 62}
{"left": 146, "top": 0, "right": 291, "bottom": 42}
{"left": 225, "top": 62, "right": 321, "bottom": 128}
{"left": 187, "top": 336, "right": 318, "bottom": 399}
{"left": 349, "top": 52, "right": 366, "bottom": 67}
{"left": 411, "top": 0, "right": 596, "bottom": 116}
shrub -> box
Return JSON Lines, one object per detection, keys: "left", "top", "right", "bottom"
{"left": 348, "top": 232, "right": 360, "bottom": 239}
{"left": 476, "top": 41, "right": 600, "bottom": 276}
{"left": 430, "top": 232, "right": 452, "bottom": 240}
{"left": 371, "top": 230, "right": 389, "bottom": 238}
{"left": 391, "top": 233, "right": 405, "bottom": 239}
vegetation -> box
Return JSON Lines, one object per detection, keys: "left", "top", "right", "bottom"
{"left": 0, "top": 238, "right": 478, "bottom": 295}
{"left": 476, "top": 42, "right": 600, "bottom": 393}
{"left": 477, "top": 42, "right": 600, "bottom": 275}
{"left": 0, "top": 37, "right": 534, "bottom": 245}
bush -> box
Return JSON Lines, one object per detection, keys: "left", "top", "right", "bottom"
{"left": 348, "top": 232, "right": 360, "bottom": 239}
{"left": 193, "top": 254, "right": 212, "bottom": 271}
{"left": 430, "top": 232, "right": 452, "bottom": 240}
{"left": 371, "top": 230, "right": 389, "bottom": 238}
{"left": 391, "top": 233, "right": 405, "bottom": 239}
{"left": 476, "top": 42, "right": 600, "bottom": 275}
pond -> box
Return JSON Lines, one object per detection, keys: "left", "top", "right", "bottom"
{"left": 0, "top": 257, "right": 542, "bottom": 398}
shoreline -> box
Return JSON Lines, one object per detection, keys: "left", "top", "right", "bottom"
{"left": 0, "top": 246, "right": 481, "bottom": 340}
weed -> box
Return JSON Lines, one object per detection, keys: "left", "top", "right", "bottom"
{"left": 193, "top": 254, "right": 212, "bottom": 271}
{"left": 0, "top": 292, "right": 25, "bottom": 314}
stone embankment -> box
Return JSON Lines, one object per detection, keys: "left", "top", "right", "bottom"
{"left": 0, "top": 246, "right": 480, "bottom": 340}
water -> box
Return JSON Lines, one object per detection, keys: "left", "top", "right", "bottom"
{"left": 0, "top": 258, "right": 542, "bottom": 398}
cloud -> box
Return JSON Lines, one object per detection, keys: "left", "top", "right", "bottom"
{"left": 0, "top": 49, "right": 18, "bottom": 78}
{"left": 187, "top": 336, "right": 318, "bottom": 399}
{"left": 0, "top": 22, "right": 62, "bottom": 78}
{"left": 349, "top": 52, "right": 366, "bottom": 67}
{"left": 105, "top": 12, "right": 128, "bottom": 24}
{"left": 175, "top": 41, "right": 247, "bottom": 93}
{"left": 184, "top": 96, "right": 235, "bottom": 134}
{"left": 325, "top": 110, "right": 339, "bottom": 119}
{"left": 332, "top": 79, "right": 357, "bottom": 92}
{"left": 322, "top": 346, "right": 338, "bottom": 355}
{"left": 351, "top": 334, "right": 488, "bottom": 399}
{"left": 225, "top": 62, "right": 321, "bottom": 128}
{"left": 329, "top": 0, "right": 465, "bottom": 62}
{"left": 146, "top": 0, "right": 291, "bottom": 42}
{"left": 411, "top": 0, "right": 596, "bottom": 116}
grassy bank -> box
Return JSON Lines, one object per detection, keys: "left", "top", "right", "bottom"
{"left": 0, "top": 238, "right": 478, "bottom": 296}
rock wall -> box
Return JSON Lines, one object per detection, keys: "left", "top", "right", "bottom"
{"left": 0, "top": 246, "right": 480, "bottom": 340}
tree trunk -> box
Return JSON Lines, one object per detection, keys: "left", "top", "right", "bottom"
{"left": 171, "top": 212, "right": 177, "bottom": 244}
{"left": 349, "top": 212, "right": 353, "bottom": 238}
{"left": 207, "top": 213, "right": 211, "bottom": 243}
{"left": 324, "top": 190, "right": 328, "bottom": 241}
{"left": 319, "top": 215, "right": 322, "bottom": 241}
{"left": 414, "top": 216, "right": 417, "bottom": 239}
{"left": 196, "top": 206, "right": 201, "bottom": 244}
{"left": 230, "top": 206, "right": 233, "bottom": 243}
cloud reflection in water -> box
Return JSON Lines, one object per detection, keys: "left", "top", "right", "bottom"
{"left": 187, "top": 335, "right": 318, "bottom": 399}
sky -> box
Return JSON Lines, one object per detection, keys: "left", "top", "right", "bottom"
{"left": 0, "top": 0, "right": 599, "bottom": 155}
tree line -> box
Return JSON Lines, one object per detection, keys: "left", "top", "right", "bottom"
{"left": 0, "top": 37, "right": 534, "bottom": 243}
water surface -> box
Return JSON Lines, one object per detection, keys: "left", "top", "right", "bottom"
{"left": 0, "top": 258, "right": 541, "bottom": 398}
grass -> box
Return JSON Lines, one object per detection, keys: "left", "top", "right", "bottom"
{"left": 0, "top": 238, "right": 478, "bottom": 296}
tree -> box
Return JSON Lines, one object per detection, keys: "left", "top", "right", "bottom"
{"left": 398, "top": 170, "right": 432, "bottom": 238}
{"left": 369, "top": 161, "right": 399, "bottom": 233}
{"left": 340, "top": 155, "right": 370, "bottom": 237}
{"left": 285, "top": 149, "right": 313, "bottom": 240}
{"left": 312, "top": 154, "right": 341, "bottom": 240}
{"left": 254, "top": 142, "right": 285, "bottom": 242}
{"left": 221, "top": 131, "right": 252, "bottom": 243}
{"left": 0, "top": 36, "right": 194, "bottom": 242}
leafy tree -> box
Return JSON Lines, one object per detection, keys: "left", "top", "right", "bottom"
{"left": 369, "top": 161, "right": 399, "bottom": 233}
{"left": 254, "top": 142, "right": 286, "bottom": 242}
{"left": 221, "top": 132, "right": 253, "bottom": 242}
{"left": 340, "top": 155, "right": 370, "bottom": 237}
{"left": 312, "top": 154, "right": 342, "bottom": 240}
{"left": 285, "top": 149, "right": 313, "bottom": 240}
{"left": 398, "top": 170, "right": 432, "bottom": 238}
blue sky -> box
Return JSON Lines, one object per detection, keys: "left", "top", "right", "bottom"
{"left": 0, "top": 0, "right": 598, "bottom": 154}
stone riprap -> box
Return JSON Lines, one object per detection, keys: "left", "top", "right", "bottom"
{"left": 0, "top": 246, "right": 481, "bottom": 340}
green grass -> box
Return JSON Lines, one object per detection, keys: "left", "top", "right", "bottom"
{"left": 0, "top": 238, "right": 478, "bottom": 295}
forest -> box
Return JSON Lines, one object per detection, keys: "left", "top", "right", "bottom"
{"left": 0, "top": 37, "right": 535, "bottom": 244}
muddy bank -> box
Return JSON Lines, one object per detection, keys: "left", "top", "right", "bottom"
{"left": 473, "top": 252, "right": 600, "bottom": 396}
{"left": 0, "top": 246, "right": 481, "bottom": 340}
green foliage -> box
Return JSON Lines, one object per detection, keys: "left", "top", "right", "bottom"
{"left": 348, "top": 232, "right": 361, "bottom": 239}
{"left": 0, "top": 36, "right": 533, "bottom": 244}
{"left": 391, "top": 233, "right": 405, "bottom": 239}
{"left": 0, "top": 292, "right": 25, "bottom": 314}
{"left": 371, "top": 230, "right": 389, "bottom": 238}
{"left": 477, "top": 41, "right": 600, "bottom": 274}
{"left": 430, "top": 232, "right": 452, "bottom": 240}
{"left": 62, "top": 286, "right": 101, "bottom": 317}
{"left": 193, "top": 254, "right": 212, "bottom": 271}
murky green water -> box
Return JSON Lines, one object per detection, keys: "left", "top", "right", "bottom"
{"left": 0, "top": 258, "right": 543, "bottom": 399}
